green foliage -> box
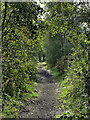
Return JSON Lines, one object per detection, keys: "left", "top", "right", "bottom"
{"left": 56, "top": 56, "right": 68, "bottom": 74}
{"left": 58, "top": 42, "right": 89, "bottom": 116}
{"left": 2, "top": 2, "right": 43, "bottom": 118}
{"left": 45, "top": 34, "right": 61, "bottom": 66}
{"left": 1, "top": 1, "right": 89, "bottom": 118}
{"left": 48, "top": 65, "right": 64, "bottom": 83}
{"left": 56, "top": 114, "right": 86, "bottom": 120}
{"left": 43, "top": 3, "right": 74, "bottom": 67}
{"left": 2, "top": 93, "right": 23, "bottom": 118}
{"left": 44, "top": 2, "right": 89, "bottom": 118}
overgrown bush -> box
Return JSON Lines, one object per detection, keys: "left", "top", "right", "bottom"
{"left": 44, "top": 2, "right": 89, "bottom": 118}
{"left": 56, "top": 55, "right": 68, "bottom": 74}
{"left": 2, "top": 2, "right": 42, "bottom": 118}
{"left": 57, "top": 43, "right": 89, "bottom": 118}
{"left": 2, "top": 26, "right": 39, "bottom": 118}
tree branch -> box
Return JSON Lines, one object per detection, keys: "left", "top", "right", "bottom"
{"left": 2, "top": 2, "right": 8, "bottom": 29}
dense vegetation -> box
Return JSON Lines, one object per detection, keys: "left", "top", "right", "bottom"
{"left": 43, "top": 2, "right": 90, "bottom": 119}
{"left": 1, "top": 1, "right": 90, "bottom": 119}
{"left": 2, "top": 2, "right": 43, "bottom": 118}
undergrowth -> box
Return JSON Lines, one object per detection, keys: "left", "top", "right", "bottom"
{"left": 48, "top": 52, "right": 89, "bottom": 119}
{"left": 2, "top": 81, "right": 38, "bottom": 118}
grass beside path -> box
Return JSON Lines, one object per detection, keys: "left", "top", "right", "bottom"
{"left": 42, "top": 62, "right": 64, "bottom": 83}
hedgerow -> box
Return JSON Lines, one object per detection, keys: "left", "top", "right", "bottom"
{"left": 2, "top": 2, "right": 42, "bottom": 118}
{"left": 44, "top": 2, "right": 89, "bottom": 118}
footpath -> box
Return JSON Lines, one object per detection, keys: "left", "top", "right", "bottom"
{"left": 19, "top": 62, "right": 62, "bottom": 118}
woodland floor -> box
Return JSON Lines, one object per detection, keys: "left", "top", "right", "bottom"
{"left": 19, "top": 62, "right": 63, "bottom": 118}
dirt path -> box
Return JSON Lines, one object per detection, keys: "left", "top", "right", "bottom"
{"left": 19, "top": 62, "right": 62, "bottom": 118}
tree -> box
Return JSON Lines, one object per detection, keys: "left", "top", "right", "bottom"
{"left": 43, "top": 2, "right": 89, "bottom": 118}
{"left": 43, "top": 2, "right": 74, "bottom": 66}
{"left": 2, "top": 2, "right": 43, "bottom": 118}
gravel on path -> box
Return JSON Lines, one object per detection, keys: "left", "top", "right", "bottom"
{"left": 19, "top": 62, "right": 63, "bottom": 118}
